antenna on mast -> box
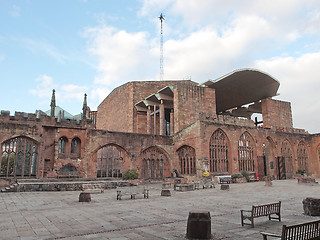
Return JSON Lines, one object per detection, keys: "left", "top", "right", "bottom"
{"left": 158, "top": 13, "right": 165, "bottom": 81}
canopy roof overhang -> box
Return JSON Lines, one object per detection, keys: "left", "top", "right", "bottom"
{"left": 202, "top": 69, "right": 280, "bottom": 113}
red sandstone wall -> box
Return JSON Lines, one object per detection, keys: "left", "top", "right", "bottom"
{"left": 96, "top": 82, "right": 133, "bottom": 132}
{"left": 262, "top": 98, "right": 293, "bottom": 130}
{"left": 174, "top": 84, "right": 216, "bottom": 133}
{"left": 97, "top": 80, "right": 197, "bottom": 134}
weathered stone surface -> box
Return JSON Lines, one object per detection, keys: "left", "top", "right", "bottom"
{"left": 186, "top": 211, "right": 211, "bottom": 239}
{"left": 161, "top": 189, "right": 171, "bottom": 196}
{"left": 298, "top": 177, "right": 318, "bottom": 184}
{"left": 79, "top": 192, "right": 91, "bottom": 202}
{"left": 265, "top": 176, "right": 273, "bottom": 186}
{"left": 220, "top": 184, "right": 229, "bottom": 190}
{"left": 175, "top": 183, "right": 194, "bottom": 192}
{"left": 303, "top": 198, "right": 320, "bottom": 216}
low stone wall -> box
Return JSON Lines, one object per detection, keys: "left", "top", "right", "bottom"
{"left": 17, "top": 181, "right": 131, "bottom": 192}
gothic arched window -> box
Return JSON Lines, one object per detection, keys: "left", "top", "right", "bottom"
{"left": 238, "top": 132, "right": 254, "bottom": 172}
{"left": 297, "top": 141, "right": 308, "bottom": 171}
{"left": 209, "top": 129, "right": 229, "bottom": 173}
{"left": 177, "top": 145, "right": 196, "bottom": 175}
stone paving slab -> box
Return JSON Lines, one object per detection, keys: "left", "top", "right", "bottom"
{"left": 1, "top": 179, "right": 320, "bottom": 239}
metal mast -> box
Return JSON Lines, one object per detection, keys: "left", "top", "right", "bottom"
{"left": 159, "top": 13, "right": 165, "bottom": 81}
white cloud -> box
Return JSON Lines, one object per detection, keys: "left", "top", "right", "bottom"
{"left": 254, "top": 52, "right": 320, "bottom": 133}
{"left": 60, "top": 84, "right": 88, "bottom": 101}
{"left": 29, "top": 75, "right": 57, "bottom": 99}
{"left": 84, "top": 25, "right": 157, "bottom": 86}
{"left": 29, "top": 75, "right": 88, "bottom": 111}
{"left": 89, "top": 87, "right": 111, "bottom": 111}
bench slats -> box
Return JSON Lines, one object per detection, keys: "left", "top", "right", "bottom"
{"left": 262, "top": 220, "right": 320, "bottom": 240}
{"left": 241, "top": 201, "right": 281, "bottom": 228}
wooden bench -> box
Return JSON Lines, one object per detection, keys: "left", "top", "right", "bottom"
{"left": 117, "top": 186, "right": 149, "bottom": 200}
{"left": 260, "top": 219, "right": 320, "bottom": 239}
{"left": 82, "top": 183, "right": 104, "bottom": 193}
{"left": 241, "top": 201, "right": 281, "bottom": 227}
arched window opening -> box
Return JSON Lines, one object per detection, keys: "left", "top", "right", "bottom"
{"left": 58, "top": 137, "right": 68, "bottom": 155}
{"left": 1, "top": 137, "right": 38, "bottom": 177}
{"left": 71, "top": 137, "right": 81, "bottom": 157}
{"left": 209, "top": 129, "right": 229, "bottom": 173}
{"left": 281, "top": 141, "right": 293, "bottom": 178}
{"left": 177, "top": 146, "right": 196, "bottom": 175}
{"left": 141, "top": 147, "right": 169, "bottom": 179}
{"left": 297, "top": 142, "right": 308, "bottom": 171}
{"left": 238, "top": 132, "right": 254, "bottom": 172}
{"left": 97, "top": 145, "right": 124, "bottom": 178}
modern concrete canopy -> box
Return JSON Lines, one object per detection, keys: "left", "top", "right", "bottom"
{"left": 203, "top": 69, "right": 280, "bottom": 113}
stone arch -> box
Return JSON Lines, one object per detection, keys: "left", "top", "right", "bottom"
{"left": 140, "top": 146, "right": 170, "bottom": 179}
{"left": 58, "top": 163, "right": 78, "bottom": 175}
{"left": 297, "top": 141, "right": 308, "bottom": 172}
{"left": 209, "top": 128, "right": 230, "bottom": 173}
{"left": 1, "top": 136, "right": 38, "bottom": 177}
{"left": 238, "top": 131, "right": 255, "bottom": 172}
{"left": 70, "top": 137, "right": 81, "bottom": 157}
{"left": 177, "top": 145, "right": 196, "bottom": 175}
{"left": 96, "top": 144, "right": 127, "bottom": 178}
{"left": 58, "top": 136, "right": 68, "bottom": 157}
{"left": 281, "top": 140, "right": 294, "bottom": 179}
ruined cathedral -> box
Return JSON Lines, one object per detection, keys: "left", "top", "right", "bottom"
{"left": 1, "top": 69, "right": 320, "bottom": 181}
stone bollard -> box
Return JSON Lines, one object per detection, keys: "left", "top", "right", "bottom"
{"left": 79, "top": 192, "right": 91, "bottom": 202}
{"left": 264, "top": 176, "right": 272, "bottom": 186}
{"left": 220, "top": 184, "right": 229, "bottom": 190}
{"left": 161, "top": 189, "right": 171, "bottom": 197}
{"left": 186, "top": 211, "right": 211, "bottom": 239}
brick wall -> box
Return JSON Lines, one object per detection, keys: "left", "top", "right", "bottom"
{"left": 262, "top": 98, "right": 293, "bottom": 129}
{"left": 97, "top": 80, "right": 197, "bottom": 133}
{"left": 174, "top": 84, "right": 216, "bottom": 133}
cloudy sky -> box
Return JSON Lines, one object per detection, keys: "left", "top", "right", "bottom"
{"left": 0, "top": 0, "right": 319, "bottom": 133}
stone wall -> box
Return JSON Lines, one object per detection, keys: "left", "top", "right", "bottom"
{"left": 262, "top": 98, "right": 293, "bottom": 130}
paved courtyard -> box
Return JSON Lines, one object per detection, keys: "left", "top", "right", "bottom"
{"left": 0, "top": 179, "right": 320, "bottom": 240}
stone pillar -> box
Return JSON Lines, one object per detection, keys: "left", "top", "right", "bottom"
{"left": 170, "top": 109, "right": 174, "bottom": 135}
{"left": 160, "top": 100, "right": 165, "bottom": 135}
{"left": 147, "top": 106, "right": 152, "bottom": 134}
{"left": 186, "top": 211, "right": 211, "bottom": 239}
{"left": 154, "top": 105, "right": 157, "bottom": 135}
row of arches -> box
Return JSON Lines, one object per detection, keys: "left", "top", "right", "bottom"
{"left": 96, "top": 145, "right": 171, "bottom": 179}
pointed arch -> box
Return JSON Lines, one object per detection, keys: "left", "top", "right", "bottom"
{"left": 209, "top": 128, "right": 229, "bottom": 173}
{"left": 1, "top": 136, "right": 38, "bottom": 177}
{"left": 96, "top": 144, "right": 126, "bottom": 178}
{"left": 177, "top": 145, "right": 196, "bottom": 175}
{"left": 297, "top": 141, "right": 308, "bottom": 172}
{"left": 281, "top": 140, "right": 294, "bottom": 179}
{"left": 71, "top": 137, "right": 81, "bottom": 157}
{"left": 238, "top": 131, "right": 255, "bottom": 172}
{"left": 140, "top": 146, "right": 170, "bottom": 179}
{"left": 58, "top": 136, "right": 68, "bottom": 157}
